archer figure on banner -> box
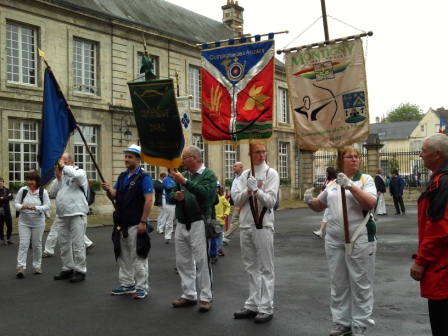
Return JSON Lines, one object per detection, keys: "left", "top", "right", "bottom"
{"left": 303, "top": 147, "right": 377, "bottom": 336}
{"left": 232, "top": 143, "right": 279, "bottom": 324}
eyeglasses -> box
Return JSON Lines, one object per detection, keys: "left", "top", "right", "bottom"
{"left": 344, "top": 155, "right": 360, "bottom": 160}
{"left": 253, "top": 150, "right": 268, "bottom": 155}
{"left": 181, "top": 155, "right": 195, "bottom": 160}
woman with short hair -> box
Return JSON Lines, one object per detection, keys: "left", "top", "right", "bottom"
{"left": 14, "top": 172, "right": 51, "bottom": 278}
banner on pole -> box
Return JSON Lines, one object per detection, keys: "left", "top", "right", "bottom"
{"left": 38, "top": 68, "right": 77, "bottom": 186}
{"left": 201, "top": 39, "right": 274, "bottom": 143}
{"left": 128, "top": 78, "right": 184, "bottom": 168}
{"left": 285, "top": 39, "right": 369, "bottom": 150}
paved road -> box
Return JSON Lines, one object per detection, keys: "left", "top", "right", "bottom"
{"left": 0, "top": 206, "right": 430, "bottom": 335}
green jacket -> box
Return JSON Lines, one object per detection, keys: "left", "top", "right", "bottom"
{"left": 169, "top": 168, "right": 217, "bottom": 223}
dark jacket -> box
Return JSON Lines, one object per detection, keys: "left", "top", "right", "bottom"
{"left": 169, "top": 168, "right": 217, "bottom": 223}
{"left": 153, "top": 179, "right": 164, "bottom": 206}
{"left": 389, "top": 175, "right": 405, "bottom": 196}
{"left": 374, "top": 175, "right": 386, "bottom": 193}
{"left": 0, "top": 187, "right": 13, "bottom": 214}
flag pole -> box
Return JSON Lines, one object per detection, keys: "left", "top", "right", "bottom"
{"left": 196, "top": 30, "right": 288, "bottom": 48}
{"left": 319, "top": 1, "right": 351, "bottom": 253}
{"left": 38, "top": 49, "right": 107, "bottom": 185}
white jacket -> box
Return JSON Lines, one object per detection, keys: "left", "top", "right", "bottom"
{"left": 14, "top": 186, "right": 51, "bottom": 227}
{"left": 49, "top": 165, "right": 89, "bottom": 217}
{"left": 233, "top": 162, "right": 279, "bottom": 229}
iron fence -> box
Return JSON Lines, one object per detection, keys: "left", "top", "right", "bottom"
{"left": 312, "top": 148, "right": 427, "bottom": 187}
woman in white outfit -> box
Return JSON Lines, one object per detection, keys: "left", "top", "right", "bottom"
{"left": 14, "top": 172, "right": 51, "bottom": 278}
{"left": 374, "top": 168, "right": 387, "bottom": 216}
{"left": 304, "top": 147, "right": 377, "bottom": 336}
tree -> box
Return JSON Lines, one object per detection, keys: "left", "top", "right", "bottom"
{"left": 385, "top": 102, "right": 424, "bottom": 122}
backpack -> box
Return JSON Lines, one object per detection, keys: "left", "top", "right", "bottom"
{"left": 80, "top": 179, "right": 96, "bottom": 206}
{"left": 16, "top": 187, "right": 44, "bottom": 218}
{"left": 246, "top": 168, "right": 280, "bottom": 210}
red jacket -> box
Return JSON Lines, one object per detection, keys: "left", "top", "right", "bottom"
{"left": 416, "top": 162, "right": 448, "bottom": 300}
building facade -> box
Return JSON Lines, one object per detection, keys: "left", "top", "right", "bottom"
{"left": 0, "top": 0, "right": 297, "bottom": 211}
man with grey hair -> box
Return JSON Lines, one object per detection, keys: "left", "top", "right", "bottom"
{"left": 410, "top": 133, "right": 448, "bottom": 336}
{"left": 50, "top": 153, "right": 89, "bottom": 283}
{"left": 223, "top": 161, "right": 244, "bottom": 245}
{"left": 169, "top": 145, "right": 217, "bottom": 312}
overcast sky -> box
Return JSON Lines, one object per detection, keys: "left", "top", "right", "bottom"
{"left": 166, "top": 0, "right": 446, "bottom": 123}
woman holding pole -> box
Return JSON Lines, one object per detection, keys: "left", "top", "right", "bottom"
{"left": 303, "top": 147, "right": 377, "bottom": 336}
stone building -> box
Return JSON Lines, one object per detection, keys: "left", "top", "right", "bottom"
{"left": 0, "top": 0, "right": 297, "bottom": 212}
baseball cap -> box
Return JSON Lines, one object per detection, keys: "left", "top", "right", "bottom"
{"left": 123, "top": 144, "right": 141, "bottom": 156}
{"left": 217, "top": 181, "right": 221, "bottom": 187}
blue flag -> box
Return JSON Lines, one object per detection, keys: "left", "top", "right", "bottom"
{"left": 38, "top": 68, "right": 77, "bottom": 186}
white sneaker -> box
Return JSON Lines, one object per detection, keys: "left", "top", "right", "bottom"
{"left": 223, "top": 237, "right": 230, "bottom": 245}
{"left": 353, "top": 326, "right": 366, "bottom": 335}
{"left": 330, "top": 324, "right": 352, "bottom": 336}
{"left": 313, "top": 230, "right": 322, "bottom": 238}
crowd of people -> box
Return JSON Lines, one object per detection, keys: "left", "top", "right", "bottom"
{"left": 1, "top": 135, "right": 447, "bottom": 335}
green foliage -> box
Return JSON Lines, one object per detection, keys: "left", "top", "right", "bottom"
{"left": 280, "top": 178, "right": 291, "bottom": 185}
{"left": 386, "top": 102, "right": 424, "bottom": 122}
{"left": 9, "top": 182, "right": 26, "bottom": 193}
{"left": 389, "top": 155, "right": 400, "bottom": 174}
{"left": 326, "top": 158, "right": 336, "bottom": 170}
{"left": 90, "top": 180, "right": 101, "bottom": 191}
{"left": 225, "top": 178, "right": 232, "bottom": 187}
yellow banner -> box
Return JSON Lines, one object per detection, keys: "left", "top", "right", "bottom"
{"left": 285, "top": 39, "right": 369, "bottom": 150}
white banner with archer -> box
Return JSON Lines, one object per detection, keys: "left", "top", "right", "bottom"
{"left": 285, "top": 38, "right": 369, "bottom": 150}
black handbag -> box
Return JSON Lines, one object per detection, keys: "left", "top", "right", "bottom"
{"left": 204, "top": 218, "right": 223, "bottom": 240}
{"left": 190, "top": 188, "right": 222, "bottom": 240}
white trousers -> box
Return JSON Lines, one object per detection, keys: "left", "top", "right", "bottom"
{"left": 117, "top": 225, "right": 149, "bottom": 291}
{"left": 240, "top": 226, "right": 275, "bottom": 314}
{"left": 17, "top": 224, "right": 45, "bottom": 269}
{"left": 164, "top": 204, "right": 175, "bottom": 240}
{"left": 156, "top": 197, "right": 167, "bottom": 232}
{"left": 44, "top": 217, "right": 93, "bottom": 254}
{"left": 57, "top": 215, "right": 87, "bottom": 274}
{"left": 376, "top": 193, "right": 387, "bottom": 215}
{"left": 175, "top": 220, "right": 212, "bottom": 302}
{"left": 325, "top": 239, "right": 377, "bottom": 327}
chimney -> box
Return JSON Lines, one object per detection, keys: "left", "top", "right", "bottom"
{"left": 222, "top": 1, "right": 244, "bottom": 35}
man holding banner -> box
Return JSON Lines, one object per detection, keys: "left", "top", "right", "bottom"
{"left": 169, "top": 145, "right": 217, "bottom": 312}
{"left": 232, "top": 143, "right": 279, "bottom": 323}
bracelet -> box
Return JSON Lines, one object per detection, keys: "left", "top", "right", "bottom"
{"left": 140, "top": 220, "right": 147, "bottom": 224}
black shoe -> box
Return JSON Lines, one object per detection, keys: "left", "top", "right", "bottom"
{"left": 234, "top": 308, "right": 258, "bottom": 319}
{"left": 54, "top": 269, "right": 75, "bottom": 280}
{"left": 254, "top": 313, "right": 273, "bottom": 323}
{"left": 210, "top": 256, "right": 218, "bottom": 264}
{"left": 69, "top": 271, "right": 86, "bottom": 283}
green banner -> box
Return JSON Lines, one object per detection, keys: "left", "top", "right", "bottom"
{"left": 127, "top": 78, "right": 184, "bottom": 168}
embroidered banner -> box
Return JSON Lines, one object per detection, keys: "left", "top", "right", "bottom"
{"left": 201, "top": 40, "right": 274, "bottom": 143}
{"left": 285, "top": 39, "right": 369, "bottom": 150}
{"left": 127, "top": 78, "right": 184, "bottom": 168}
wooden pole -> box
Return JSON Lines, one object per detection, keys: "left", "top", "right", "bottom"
{"left": 319, "top": 1, "right": 350, "bottom": 249}
{"left": 249, "top": 143, "right": 261, "bottom": 229}
{"left": 38, "top": 48, "right": 114, "bottom": 209}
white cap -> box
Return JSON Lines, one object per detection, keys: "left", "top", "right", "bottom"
{"left": 123, "top": 144, "right": 141, "bottom": 156}
{"left": 217, "top": 181, "right": 221, "bottom": 186}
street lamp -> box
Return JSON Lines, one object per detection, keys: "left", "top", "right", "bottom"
{"left": 120, "top": 114, "right": 133, "bottom": 144}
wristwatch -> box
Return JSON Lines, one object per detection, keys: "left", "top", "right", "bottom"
{"left": 182, "top": 178, "right": 188, "bottom": 186}
{"left": 140, "top": 220, "right": 148, "bottom": 224}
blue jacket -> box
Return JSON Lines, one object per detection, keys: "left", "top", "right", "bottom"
{"left": 390, "top": 175, "right": 405, "bottom": 196}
